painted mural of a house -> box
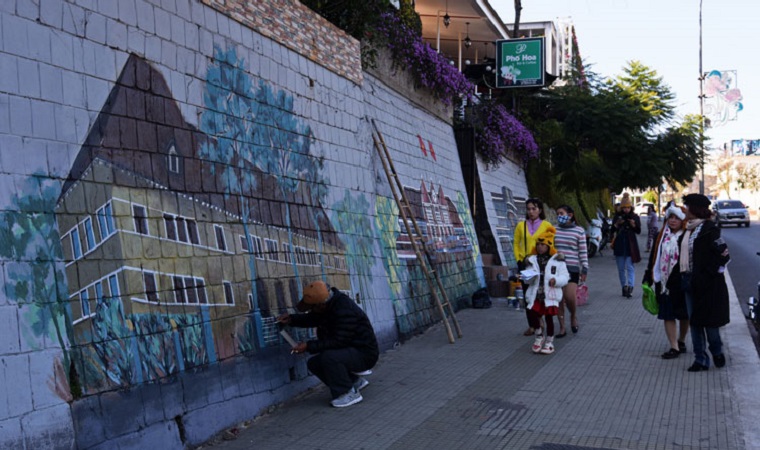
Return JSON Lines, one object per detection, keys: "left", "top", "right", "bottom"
{"left": 395, "top": 180, "right": 473, "bottom": 259}
{"left": 54, "top": 54, "right": 349, "bottom": 392}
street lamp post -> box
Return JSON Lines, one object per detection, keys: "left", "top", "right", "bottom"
{"left": 699, "top": 0, "right": 705, "bottom": 195}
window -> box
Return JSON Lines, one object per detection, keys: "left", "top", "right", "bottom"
{"left": 265, "top": 239, "right": 279, "bottom": 261}
{"left": 70, "top": 228, "right": 82, "bottom": 259}
{"left": 173, "top": 276, "right": 186, "bottom": 303}
{"left": 80, "top": 289, "right": 90, "bottom": 317}
{"left": 252, "top": 236, "right": 263, "bottom": 258}
{"left": 240, "top": 235, "right": 250, "bottom": 252}
{"left": 173, "top": 276, "right": 206, "bottom": 304}
{"left": 108, "top": 274, "right": 120, "bottom": 300}
{"left": 184, "top": 277, "right": 198, "bottom": 303}
{"left": 164, "top": 214, "right": 177, "bottom": 240}
{"left": 83, "top": 218, "right": 95, "bottom": 251}
{"left": 168, "top": 144, "right": 180, "bottom": 174}
{"left": 165, "top": 215, "right": 199, "bottom": 245}
{"left": 187, "top": 219, "right": 199, "bottom": 244}
{"left": 143, "top": 272, "right": 159, "bottom": 303}
{"left": 214, "top": 225, "right": 227, "bottom": 251}
{"left": 97, "top": 202, "right": 116, "bottom": 240}
{"left": 176, "top": 217, "right": 188, "bottom": 242}
{"left": 196, "top": 278, "right": 207, "bottom": 304}
{"left": 132, "top": 204, "right": 148, "bottom": 235}
{"left": 95, "top": 281, "right": 104, "bottom": 306}
{"left": 223, "top": 281, "right": 234, "bottom": 305}
{"left": 282, "top": 242, "right": 291, "bottom": 263}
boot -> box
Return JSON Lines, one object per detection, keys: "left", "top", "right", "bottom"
{"left": 622, "top": 286, "right": 628, "bottom": 297}
{"left": 625, "top": 286, "right": 633, "bottom": 298}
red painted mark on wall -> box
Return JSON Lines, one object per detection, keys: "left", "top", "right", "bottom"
{"left": 417, "top": 135, "right": 427, "bottom": 157}
{"left": 416, "top": 135, "right": 437, "bottom": 162}
{"left": 427, "top": 140, "right": 436, "bottom": 161}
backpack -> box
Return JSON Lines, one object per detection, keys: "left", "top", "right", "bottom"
{"left": 471, "top": 288, "right": 492, "bottom": 309}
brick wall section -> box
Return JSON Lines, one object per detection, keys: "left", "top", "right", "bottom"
{"left": 201, "top": 0, "right": 363, "bottom": 84}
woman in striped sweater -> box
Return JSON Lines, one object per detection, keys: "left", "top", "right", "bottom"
{"left": 553, "top": 205, "right": 589, "bottom": 337}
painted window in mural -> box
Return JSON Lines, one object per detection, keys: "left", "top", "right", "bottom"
{"left": 80, "top": 289, "right": 91, "bottom": 317}
{"left": 223, "top": 281, "right": 234, "bottom": 305}
{"left": 143, "top": 272, "right": 159, "bottom": 303}
{"left": 132, "top": 204, "right": 149, "bottom": 235}
{"left": 83, "top": 217, "right": 96, "bottom": 251}
{"left": 97, "top": 201, "right": 115, "bottom": 241}
{"left": 265, "top": 239, "right": 279, "bottom": 261}
{"left": 168, "top": 144, "right": 180, "bottom": 174}
{"left": 214, "top": 225, "right": 227, "bottom": 251}
{"left": 70, "top": 227, "right": 83, "bottom": 259}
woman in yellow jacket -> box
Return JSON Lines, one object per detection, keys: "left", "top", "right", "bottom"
{"left": 514, "top": 198, "right": 553, "bottom": 335}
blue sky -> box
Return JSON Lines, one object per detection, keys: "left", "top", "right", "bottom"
{"left": 492, "top": 0, "right": 760, "bottom": 151}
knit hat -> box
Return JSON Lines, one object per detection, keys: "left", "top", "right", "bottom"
{"left": 620, "top": 193, "right": 633, "bottom": 208}
{"left": 665, "top": 204, "right": 686, "bottom": 221}
{"left": 532, "top": 225, "right": 557, "bottom": 256}
{"left": 296, "top": 281, "right": 330, "bottom": 312}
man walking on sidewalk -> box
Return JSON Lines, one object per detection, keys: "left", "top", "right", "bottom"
{"left": 277, "top": 281, "right": 379, "bottom": 407}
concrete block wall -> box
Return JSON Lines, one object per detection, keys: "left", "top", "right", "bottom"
{"left": 0, "top": 0, "right": 489, "bottom": 448}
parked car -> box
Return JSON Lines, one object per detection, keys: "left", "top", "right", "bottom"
{"left": 634, "top": 202, "right": 655, "bottom": 216}
{"left": 712, "top": 199, "right": 750, "bottom": 227}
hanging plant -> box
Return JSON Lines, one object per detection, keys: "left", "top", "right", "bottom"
{"left": 472, "top": 102, "right": 538, "bottom": 168}
{"left": 372, "top": 12, "right": 475, "bottom": 106}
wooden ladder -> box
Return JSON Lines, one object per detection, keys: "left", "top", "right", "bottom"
{"left": 371, "top": 119, "right": 462, "bottom": 344}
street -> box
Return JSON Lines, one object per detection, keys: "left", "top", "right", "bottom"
{"left": 720, "top": 219, "right": 760, "bottom": 354}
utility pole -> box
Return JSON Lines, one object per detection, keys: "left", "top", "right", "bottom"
{"left": 699, "top": 0, "right": 705, "bottom": 195}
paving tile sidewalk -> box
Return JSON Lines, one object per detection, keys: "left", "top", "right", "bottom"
{"left": 200, "top": 239, "right": 760, "bottom": 450}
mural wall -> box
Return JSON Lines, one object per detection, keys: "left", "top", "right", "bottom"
{"left": 0, "top": 0, "right": 486, "bottom": 448}
{"left": 476, "top": 157, "right": 531, "bottom": 272}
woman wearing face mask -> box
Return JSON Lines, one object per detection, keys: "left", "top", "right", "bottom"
{"left": 514, "top": 198, "right": 553, "bottom": 336}
{"left": 553, "top": 205, "right": 589, "bottom": 337}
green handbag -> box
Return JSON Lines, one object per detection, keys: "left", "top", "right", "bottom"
{"left": 641, "top": 283, "right": 658, "bottom": 315}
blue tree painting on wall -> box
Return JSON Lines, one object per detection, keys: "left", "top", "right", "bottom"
{"left": 200, "top": 45, "right": 327, "bottom": 345}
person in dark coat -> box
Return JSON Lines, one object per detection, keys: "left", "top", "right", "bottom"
{"left": 612, "top": 193, "right": 642, "bottom": 298}
{"left": 678, "top": 194, "right": 731, "bottom": 372}
{"left": 277, "top": 281, "right": 379, "bottom": 407}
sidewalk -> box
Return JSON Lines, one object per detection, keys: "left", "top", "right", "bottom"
{"left": 199, "top": 241, "right": 760, "bottom": 450}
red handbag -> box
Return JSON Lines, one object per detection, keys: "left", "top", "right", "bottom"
{"left": 576, "top": 284, "right": 589, "bottom": 306}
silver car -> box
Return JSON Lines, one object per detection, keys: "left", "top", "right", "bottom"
{"left": 713, "top": 199, "right": 750, "bottom": 227}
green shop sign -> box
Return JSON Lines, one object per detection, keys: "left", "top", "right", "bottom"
{"left": 495, "top": 37, "right": 545, "bottom": 88}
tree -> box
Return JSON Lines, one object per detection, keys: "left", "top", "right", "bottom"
{"left": 253, "top": 82, "right": 315, "bottom": 299}
{"left": 522, "top": 61, "right": 701, "bottom": 216}
{"left": 713, "top": 154, "right": 734, "bottom": 198}
{"left": 200, "top": 46, "right": 265, "bottom": 347}
{"left": 735, "top": 162, "right": 760, "bottom": 192}
{"left": 0, "top": 176, "right": 76, "bottom": 398}
{"left": 331, "top": 190, "right": 376, "bottom": 305}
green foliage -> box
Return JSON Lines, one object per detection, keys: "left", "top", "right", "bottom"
{"left": 0, "top": 175, "right": 75, "bottom": 394}
{"left": 523, "top": 61, "right": 701, "bottom": 195}
{"left": 642, "top": 190, "right": 659, "bottom": 203}
{"left": 331, "top": 190, "right": 376, "bottom": 303}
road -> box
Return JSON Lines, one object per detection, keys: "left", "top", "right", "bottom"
{"left": 720, "top": 219, "right": 760, "bottom": 354}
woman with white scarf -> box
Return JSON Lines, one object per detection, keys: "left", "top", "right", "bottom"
{"left": 678, "top": 194, "right": 731, "bottom": 372}
{"left": 643, "top": 205, "right": 689, "bottom": 359}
